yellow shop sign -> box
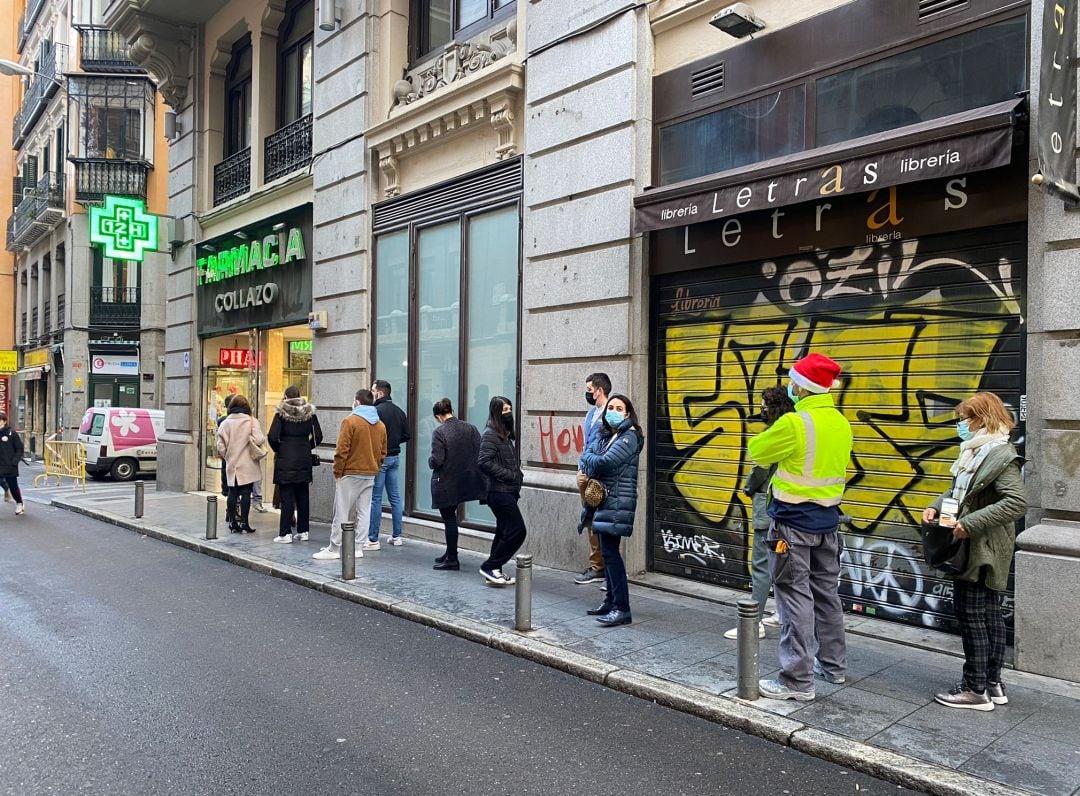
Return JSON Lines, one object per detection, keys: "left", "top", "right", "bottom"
{"left": 0, "top": 350, "right": 16, "bottom": 374}
{"left": 24, "top": 348, "right": 49, "bottom": 368}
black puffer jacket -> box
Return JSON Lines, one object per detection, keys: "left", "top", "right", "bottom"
{"left": 478, "top": 425, "right": 522, "bottom": 499}
{"left": 268, "top": 398, "right": 323, "bottom": 484}
{"left": 0, "top": 424, "right": 23, "bottom": 477}
{"left": 429, "top": 417, "right": 485, "bottom": 509}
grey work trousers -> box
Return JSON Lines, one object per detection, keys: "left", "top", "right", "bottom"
{"left": 749, "top": 526, "right": 771, "bottom": 623}
{"left": 767, "top": 521, "right": 847, "bottom": 693}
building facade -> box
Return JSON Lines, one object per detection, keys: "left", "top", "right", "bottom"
{"left": 103, "top": 0, "right": 1077, "bottom": 676}
{"left": 4, "top": 0, "right": 169, "bottom": 461}
{"left": 0, "top": 0, "right": 19, "bottom": 412}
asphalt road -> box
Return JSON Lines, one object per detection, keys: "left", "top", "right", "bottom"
{"left": 0, "top": 503, "right": 909, "bottom": 796}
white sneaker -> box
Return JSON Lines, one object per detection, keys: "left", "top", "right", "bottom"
{"left": 724, "top": 622, "right": 765, "bottom": 640}
{"left": 313, "top": 545, "right": 340, "bottom": 560}
{"left": 14, "top": 503, "right": 25, "bottom": 516}
{"left": 273, "top": 535, "right": 293, "bottom": 544}
{"left": 387, "top": 536, "right": 403, "bottom": 546}
{"left": 297, "top": 532, "right": 309, "bottom": 541}
{"left": 361, "top": 540, "right": 381, "bottom": 551}
{"left": 252, "top": 502, "right": 268, "bottom": 513}
{"left": 763, "top": 613, "right": 781, "bottom": 628}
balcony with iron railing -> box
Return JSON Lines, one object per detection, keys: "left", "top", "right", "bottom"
{"left": 13, "top": 44, "right": 67, "bottom": 149}
{"left": 6, "top": 217, "right": 17, "bottom": 253}
{"left": 9, "top": 172, "right": 65, "bottom": 250}
{"left": 31, "top": 307, "right": 39, "bottom": 342}
{"left": 90, "top": 285, "right": 141, "bottom": 326}
{"left": 17, "top": 0, "right": 47, "bottom": 53}
{"left": 20, "top": 312, "right": 27, "bottom": 345}
{"left": 43, "top": 300, "right": 50, "bottom": 336}
{"left": 213, "top": 148, "right": 251, "bottom": 207}
{"left": 264, "top": 114, "right": 313, "bottom": 183}
{"left": 55, "top": 294, "right": 65, "bottom": 333}
{"left": 73, "top": 159, "right": 150, "bottom": 204}
{"left": 75, "top": 26, "right": 145, "bottom": 72}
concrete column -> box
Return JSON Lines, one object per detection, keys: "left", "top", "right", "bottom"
{"left": 250, "top": 29, "right": 279, "bottom": 189}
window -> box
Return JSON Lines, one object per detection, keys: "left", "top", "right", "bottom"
{"left": 92, "top": 247, "right": 139, "bottom": 303}
{"left": 279, "top": 0, "right": 314, "bottom": 125}
{"left": 658, "top": 87, "right": 805, "bottom": 185}
{"left": 373, "top": 203, "right": 520, "bottom": 526}
{"left": 225, "top": 37, "right": 253, "bottom": 156}
{"left": 68, "top": 76, "right": 154, "bottom": 160}
{"left": 412, "top": 0, "right": 515, "bottom": 61}
{"left": 76, "top": 0, "right": 107, "bottom": 24}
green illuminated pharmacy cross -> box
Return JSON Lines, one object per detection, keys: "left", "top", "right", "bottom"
{"left": 89, "top": 195, "right": 159, "bottom": 262}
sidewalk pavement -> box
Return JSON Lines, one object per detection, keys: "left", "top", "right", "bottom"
{"left": 18, "top": 480, "right": 1080, "bottom": 796}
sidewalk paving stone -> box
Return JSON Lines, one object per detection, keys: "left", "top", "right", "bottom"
{"left": 960, "top": 730, "right": 1080, "bottom": 796}
{"left": 787, "top": 686, "right": 921, "bottom": 742}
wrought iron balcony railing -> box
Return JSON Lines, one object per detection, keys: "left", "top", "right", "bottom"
{"left": 10, "top": 172, "right": 65, "bottom": 249}
{"left": 13, "top": 44, "right": 67, "bottom": 149}
{"left": 17, "top": 0, "right": 47, "bottom": 52}
{"left": 73, "top": 159, "right": 150, "bottom": 204}
{"left": 213, "top": 148, "right": 251, "bottom": 206}
{"left": 6, "top": 217, "right": 17, "bottom": 253}
{"left": 55, "top": 294, "right": 65, "bottom": 332}
{"left": 75, "top": 25, "right": 144, "bottom": 72}
{"left": 43, "top": 300, "right": 50, "bottom": 336}
{"left": 90, "top": 285, "right": 141, "bottom": 327}
{"left": 264, "top": 114, "right": 313, "bottom": 183}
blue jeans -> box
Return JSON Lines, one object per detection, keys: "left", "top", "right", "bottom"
{"left": 368, "top": 455, "right": 403, "bottom": 541}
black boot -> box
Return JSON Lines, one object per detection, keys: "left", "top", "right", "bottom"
{"left": 586, "top": 602, "right": 613, "bottom": 616}
{"left": 433, "top": 559, "right": 460, "bottom": 571}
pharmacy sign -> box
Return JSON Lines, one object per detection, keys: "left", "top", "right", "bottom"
{"left": 89, "top": 195, "right": 159, "bottom": 262}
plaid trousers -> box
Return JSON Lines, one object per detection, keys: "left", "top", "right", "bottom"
{"left": 952, "top": 577, "right": 1006, "bottom": 692}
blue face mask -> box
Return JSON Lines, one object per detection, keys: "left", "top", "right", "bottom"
{"left": 787, "top": 384, "right": 800, "bottom": 403}
{"left": 957, "top": 419, "right": 973, "bottom": 441}
{"left": 605, "top": 410, "right": 625, "bottom": 427}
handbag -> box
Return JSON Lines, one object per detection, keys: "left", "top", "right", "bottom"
{"left": 309, "top": 427, "right": 321, "bottom": 467}
{"left": 583, "top": 477, "right": 607, "bottom": 508}
{"left": 919, "top": 521, "right": 970, "bottom": 575}
{"left": 246, "top": 416, "right": 268, "bottom": 461}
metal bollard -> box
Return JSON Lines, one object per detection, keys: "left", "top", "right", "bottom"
{"left": 514, "top": 553, "right": 533, "bottom": 631}
{"left": 134, "top": 480, "right": 144, "bottom": 518}
{"left": 341, "top": 521, "right": 356, "bottom": 580}
{"left": 736, "top": 598, "right": 760, "bottom": 700}
{"left": 206, "top": 495, "right": 218, "bottom": 540}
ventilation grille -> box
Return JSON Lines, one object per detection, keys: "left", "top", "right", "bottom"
{"left": 918, "top": 0, "right": 968, "bottom": 22}
{"left": 373, "top": 157, "right": 522, "bottom": 231}
{"left": 690, "top": 61, "right": 725, "bottom": 99}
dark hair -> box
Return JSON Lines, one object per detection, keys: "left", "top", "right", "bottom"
{"left": 373, "top": 379, "right": 392, "bottom": 397}
{"left": 223, "top": 394, "right": 236, "bottom": 409}
{"left": 602, "top": 393, "right": 643, "bottom": 440}
{"left": 284, "top": 385, "right": 301, "bottom": 400}
{"left": 355, "top": 389, "right": 374, "bottom": 406}
{"left": 0, "top": 412, "right": 6, "bottom": 423}
{"left": 761, "top": 386, "right": 795, "bottom": 426}
{"left": 432, "top": 398, "right": 453, "bottom": 417}
{"left": 586, "top": 372, "right": 612, "bottom": 396}
{"left": 229, "top": 394, "right": 251, "bottom": 412}
{"left": 487, "top": 395, "right": 514, "bottom": 440}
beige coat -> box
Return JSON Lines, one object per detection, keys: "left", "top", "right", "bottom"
{"left": 217, "top": 412, "right": 267, "bottom": 487}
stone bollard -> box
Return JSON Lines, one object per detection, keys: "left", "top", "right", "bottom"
{"left": 134, "top": 480, "right": 144, "bottom": 518}
{"left": 341, "top": 521, "right": 356, "bottom": 580}
{"left": 515, "top": 554, "right": 533, "bottom": 631}
{"left": 736, "top": 598, "right": 760, "bottom": 700}
{"left": 206, "top": 495, "right": 218, "bottom": 540}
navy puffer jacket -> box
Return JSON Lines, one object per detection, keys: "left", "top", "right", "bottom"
{"left": 577, "top": 419, "right": 644, "bottom": 537}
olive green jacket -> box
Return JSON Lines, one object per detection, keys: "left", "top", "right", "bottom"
{"left": 931, "top": 443, "right": 1026, "bottom": 592}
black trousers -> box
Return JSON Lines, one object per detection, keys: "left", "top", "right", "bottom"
{"left": 2, "top": 475, "right": 22, "bottom": 504}
{"left": 440, "top": 505, "right": 460, "bottom": 560}
{"left": 953, "top": 577, "right": 1006, "bottom": 692}
{"left": 599, "top": 533, "right": 630, "bottom": 613}
{"left": 278, "top": 483, "right": 309, "bottom": 536}
{"left": 227, "top": 483, "right": 253, "bottom": 528}
{"left": 483, "top": 492, "right": 527, "bottom": 571}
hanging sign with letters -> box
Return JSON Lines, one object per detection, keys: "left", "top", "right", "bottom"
{"left": 1034, "top": 0, "right": 1079, "bottom": 201}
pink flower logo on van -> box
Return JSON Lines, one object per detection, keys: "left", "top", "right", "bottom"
{"left": 110, "top": 409, "right": 157, "bottom": 450}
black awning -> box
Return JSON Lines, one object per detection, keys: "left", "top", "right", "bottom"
{"left": 634, "top": 98, "right": 1023, "bottom": 233}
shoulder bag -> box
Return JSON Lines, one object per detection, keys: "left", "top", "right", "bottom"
{"left": 247, "top": 416, "right": 268, "bottom": 461}
{"left": 583, "top": 433, "right": 620, "bottom": 508}
{"left": 309, "top": 424, "right": 321, "bottom": 467}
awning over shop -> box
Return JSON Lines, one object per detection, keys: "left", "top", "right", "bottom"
{"left": 17, "top": 366, "right": 48, "bottom": 381}
{"left": 634, "top": 98, "right": 1024, "bottom": 233}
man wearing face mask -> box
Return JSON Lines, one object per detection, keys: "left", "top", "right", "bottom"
{"left": 574, "top": 372, "right": 612, "bottom": 585}
{"left": 748, "top": 353, "right": 853, "bottom": 702}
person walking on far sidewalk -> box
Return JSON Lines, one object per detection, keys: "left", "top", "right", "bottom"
{"left": 574, "top": 372, "right": 611, "bottom": 585}
{"left": 749, "top": 354, "right": 853, "bottom": 703}
{"left": 268, "top": 385, "right": 323, "bottom": 544}
{"left": 924, "top": 392, "right": 1026, "bottom": 712}
{"left": 0, "top": 412, "right": 26, "bottom": 516}
{"left": 477, "top": 396, "right": 526, "bottom": 586}
{"left": 429, "top": 398, "right": 484, "bottom": 570}
{"left": 216, "top": 395, "right": 266, "bottom": 534}
{"left": 725, "top": 386, "right": 795, "bottom": 640}
{"left": 578, "top": 395, "right": 645, "bottom": 627}
{"left": 365, "top": 379, "right": 410, "bottom": 549}
{"left": 314, "top": 390, "right": 387, "bottom": 561}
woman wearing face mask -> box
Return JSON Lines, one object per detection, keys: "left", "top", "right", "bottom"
{"left": 578, "top": 394, "right": 645, "bottom": 627}
{"left": 922, "top": 392, "right": 1026, "bottom": 712}
{"left": 477, "top": 396, "right": 526, "bottom": 586}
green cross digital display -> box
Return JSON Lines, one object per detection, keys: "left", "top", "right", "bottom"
{"left": 89, "top": 195, "right": 159, "bottom": 262}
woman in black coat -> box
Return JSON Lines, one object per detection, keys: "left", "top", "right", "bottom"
{"left": 267, "top": 385, "right": 323, "bottom": 542}
{"left": 0, "top": 411, "right": 25, "bottom": 516}
{"left": 429, "top": 397, "right": 484, "bottom": 571}
{"left": 477, "top": 395, "right": 525, "bottom": 586}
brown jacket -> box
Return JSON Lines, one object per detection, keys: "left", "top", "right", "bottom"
{"left": 333, "top": 409, "right": 387, "bottom": 479}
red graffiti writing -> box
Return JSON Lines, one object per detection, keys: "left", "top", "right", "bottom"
{"left": 536, "top": 414, "right": 585, "bottom": 466}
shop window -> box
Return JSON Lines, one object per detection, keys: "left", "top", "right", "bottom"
{"left": 658, "top": 87, "right": 805, "bottom": 186}
{"left": 68, "top": 76, "right": 154, "bottom": 161}
{"left": 225, "top": 37, "right": 253, "bottom": 156}
{"left": 278, "top": 0, "right": 314, "bottom": 125}
{"left": 412, "top": 0, "right": 515, "bottom": 61}
{"left": 815, "top": 16, "right": 1026, "bottom": 146}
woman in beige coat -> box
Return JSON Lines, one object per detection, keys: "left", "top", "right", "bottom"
{"left": 217, "top": 394, "right": 267, "bottom": 533}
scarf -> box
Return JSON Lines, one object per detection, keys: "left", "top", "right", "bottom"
{"left": 950, "top": 428, "right": 1008, "bottom": 504}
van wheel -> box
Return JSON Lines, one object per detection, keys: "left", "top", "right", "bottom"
{"left": 111, "top": 459, "right": 137, "bottom": 481}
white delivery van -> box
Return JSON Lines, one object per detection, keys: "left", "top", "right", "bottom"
{"left": 78, "top": 407, "right": 165, "bottom": 481}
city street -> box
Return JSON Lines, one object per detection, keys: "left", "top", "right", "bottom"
{"left": 0, "top": 504, "right": 905, "bottom": 795}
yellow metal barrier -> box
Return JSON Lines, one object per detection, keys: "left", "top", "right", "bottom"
{"left": 34, "top": 439, "right": 87, "bottom": 491}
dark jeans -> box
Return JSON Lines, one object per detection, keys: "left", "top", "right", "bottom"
{"left": 483, "top": 492, "right": 527, "bottom": 571}
{"left": 953, "top": 577, "right": 1006, "bottom": 692}
{"left": 2, "top": 475, "right": 22, "bottom": 504}
{"left": 599, "top": 532, "right": 630, "bottom": 613}
{"left": 278, "top": 483, "right": 309, "bottom": 536}
{"left": 227, "top": 483, "right": 253, "bottom": 528}
{"left": 440, "top": 505, "right": 460, "bottom": 560}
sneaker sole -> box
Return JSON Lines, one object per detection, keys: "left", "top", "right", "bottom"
{"left": 934, "top": 695, "right": 995, "bottom": 711}
{"left": 761, "top": 690, "right": 815, "bottom": 702}
{"left": 481, "top": 572, "right": 506, "bottom": 586}
{"left": 990, "top": 696, "right": 1008, "bottom": 705}
{"left": 575, "top": 577, "right": 603, "bottom": 585}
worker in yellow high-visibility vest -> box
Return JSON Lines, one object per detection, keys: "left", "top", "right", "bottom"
{"left": 747, "top": 353, "right": 853, "bottom": 703}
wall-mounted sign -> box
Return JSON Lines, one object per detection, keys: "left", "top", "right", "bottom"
{"left": 289, "top": 340, "right": 312, "bottom": 353}
{"left": 196, "top": 205, "right": 313, "bottom": 338}
{"left": 24, "top": 348, "right": 49, "bottom": 368}
{"left": 219, "top": 348, "right": 256, "bottom": 368}
{"left": 1035, "top": 0, "right": 1079, "bottom": 201}
{"left": 89, "top": 195, "right": 160, "bottom": 262}
{"left": 91, "top": 354, "right": 140, "bottom": 376}
{"left": 0, "top": 376, "right": 8, "bottom": 419}
{"left": 0, "top": 350, "right": 17, "bottom": 374}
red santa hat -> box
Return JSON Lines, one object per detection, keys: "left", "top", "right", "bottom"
{"left": 790, "top": 353, "right": 842, "bottom": 394}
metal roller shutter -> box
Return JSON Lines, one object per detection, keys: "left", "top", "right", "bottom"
{"left": 650, "top": 223, "right": 1026, "bottom": 634}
